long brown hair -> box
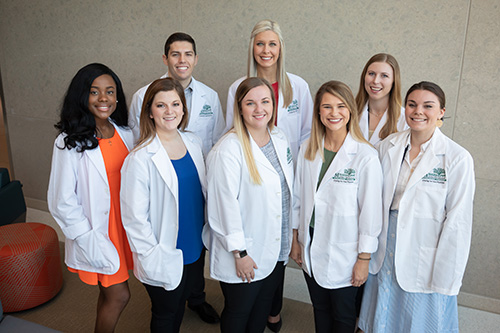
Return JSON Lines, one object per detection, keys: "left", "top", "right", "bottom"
{"left": 355, "top": 53, "right": 402, "bottom": 140}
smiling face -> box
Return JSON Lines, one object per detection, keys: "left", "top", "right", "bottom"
{"left": 163, "top": 41, "right": 198, "bottom": 88}
{"left": 319, "top": 92, "right": 350, "bottom": 135}
{"left": 149, "top": 90, "right": 184, "bottom": 134}
{"left": 364, "top": 62, "right": 394, "bottom": 102}
{"left": 240, "top": 85, "right": 274, "bottom": 133}
{"left": 253, "top": 30, "right": 281, "bottom": 71}
{"left": 405, "top": 89, "right": 445, "bottom": 138}
{"left": 88, "top": 74, "right": 117, "bottom": 124}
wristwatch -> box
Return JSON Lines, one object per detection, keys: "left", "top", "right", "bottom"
{"left": 234, "top": 250, "right": 248, "bottom": 259}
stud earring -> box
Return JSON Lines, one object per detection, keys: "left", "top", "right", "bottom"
{"left": 436, "top": 119, "right": 443, "bottom": 128}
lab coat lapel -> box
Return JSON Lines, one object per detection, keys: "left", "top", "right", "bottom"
{"left": 251, "top": 130, "right": 276, "bottom": 174}
{"left": 189, "top": 78, "right": 204, "bottom": 127}
{"left": 317, "top": 133, "right": 353, "bottom": 190}
{"left": 181, "top": 132, "right": 207, "bottom": 194}
{"left": 405, "top": 129, "right": 443, "bottom": 191}
{"left": 85, "top": 147, "right": 108, "bottom": 186}
{"left": 271, "top": 130, "right": 293, "bottom": 193}
{"left": 149, "top": 135, "right": 178, "bottom": 202}
{"left": 385, "top": 132, "right": 409, "bottom": 200}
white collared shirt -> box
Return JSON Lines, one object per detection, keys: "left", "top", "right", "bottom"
{"left": 390, "top": 135, "right": 431, "bottom": 210}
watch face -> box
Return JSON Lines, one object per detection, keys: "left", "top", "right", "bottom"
{"left": 239, "top": 250, "right": 248, "bottom": 258}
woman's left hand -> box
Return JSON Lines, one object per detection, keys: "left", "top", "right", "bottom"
{"left": 351, "top": 256, "right": 370, "bottom": 287}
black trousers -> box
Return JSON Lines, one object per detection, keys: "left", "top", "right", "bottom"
{"left": 219, "top": 261, "right": 285, "bottom": 333}
{"left": 269, "top": 265, "right": 285, "bottom": 317}
{"left": 304, "top": 271, "right": 358, "bottom": 333}
{"left": 187, "top": 248, "right": 207, "bottom": 306}
{"left": 143, "top": 253, "right": 203, "bottom": 333}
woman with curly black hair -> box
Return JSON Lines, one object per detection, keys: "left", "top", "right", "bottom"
{"left": 48, "top": 63, "right": 135, "bottom": 332}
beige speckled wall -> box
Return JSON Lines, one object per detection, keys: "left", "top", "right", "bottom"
{"left": 0, "top": 0, "right": 498, "bottom": 312}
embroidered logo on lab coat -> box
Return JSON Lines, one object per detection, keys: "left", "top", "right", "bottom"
{"left": 332, "top": 168, "right": 356, "bottom": 183}
{"left": 287, "top": 147, "right": 293, "bottom": 164}
{"left": 199, "top": 104, "right": 213, "bottom": 117}
{"left": 287, "top": 99, "right": 299, "bottom": 114}
{"left": 422, "top": 167, "right": 446, "bottom": 184}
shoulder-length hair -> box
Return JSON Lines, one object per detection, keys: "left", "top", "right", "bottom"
{"left": 306, "top": 81, "right": 368, "bottom": 161}
{"left": 55, "top": 63, "right": 128, "bottom": 152}
{"left": 135, "top": 78, "right": 188, "bottom": 150}
{"left": 247, "top": 19, "right": 293, "bottom": 109}
{"left": 355, "top": 53, "right": 402, "bottom": 141}
{"left": 233, "top": 77, "right": 276, "bottom": 184}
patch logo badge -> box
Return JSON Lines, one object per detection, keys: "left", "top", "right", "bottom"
{"left": 199, "top": 104, "right": 213, "bottom": 117}
{"left": 332, "top": 168, "right": 356, "bottom": 183}
{"left": 287, "top": 99, "right": 299, "bottom": 114}
{"left": 287, "top": 147, "right": 293, "bottom": 164}
{"left": 422, "top": 167, "right": 446, "bottom": 184}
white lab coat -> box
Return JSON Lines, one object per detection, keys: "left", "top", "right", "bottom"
{"left": 224, "top": 73, "right": 313, "bottom": 161}
{"left": 47, "top": 123, "right": 135, "bottom": 275}
{"left": 374, "top": 128, "right": 475, "bottom": 295}
{"left": 203, "top": 128, "right": 294, "bottom": 283}
{"left": 120, "top": 132, "right": 206, "bottom": 290}
{"left": 292, "top": 133, "right": 383, "bottom": 289}
{"left": 359, "top": 103, "right": 407, "bottom": 147}
{"left": 129, "top": 73, "right": 225, "bottom": 156}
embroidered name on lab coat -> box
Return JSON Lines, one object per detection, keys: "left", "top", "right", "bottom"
{"left": 422, "top": 167, "right": 447, "bottom": 184}
{"left": 287, "top": 99, "right": 299, "bottom": 114}
{"left": 199, "top": 104, "right": 213, "bottom": 117}
{"left": 332, "top": 168, "right": 356, "bottom": 183}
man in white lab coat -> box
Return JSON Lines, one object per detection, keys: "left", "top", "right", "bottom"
{"left": 128, "top": 32, "right": 223, "bottom": 324}
{"left": 129, "top": 32, "right": 225, "bottom": 157}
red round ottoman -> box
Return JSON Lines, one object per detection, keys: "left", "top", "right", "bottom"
{"left": 0, "top": 222, "right": 63, "bottom": 312}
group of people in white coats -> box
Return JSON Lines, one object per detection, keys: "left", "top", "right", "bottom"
{"left": 47, "top": 17, "right": 475, "bottom": 333}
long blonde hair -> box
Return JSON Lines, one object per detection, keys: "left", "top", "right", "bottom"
{"left": 233, "top": 77, "right": 276, "bottom": 184}
{"left": 134, "top": 78, "right": 188, "bottom": 150}
{"left": 306, "top": 81, "right": 368, "bottom": 161}
{"left": 247, "top": 19, "right": 292, "bottom": 108}
{"left": 355, "top": 53, "right": 402, "bottom": 140}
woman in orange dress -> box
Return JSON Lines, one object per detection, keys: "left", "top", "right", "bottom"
{"left": 48, "top": 63, "right": 135, "bottom": 332}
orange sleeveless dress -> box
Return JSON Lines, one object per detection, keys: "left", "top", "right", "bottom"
{"left": 68, "top": 130, "right": 134, "bottom": 287}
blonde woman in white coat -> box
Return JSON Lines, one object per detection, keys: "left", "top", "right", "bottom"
{"left": 205, "top": 77, "right": 293, "bottom": 332}
{"left": 290, "top": 81, "right": 383, "bottom": 333}
{"left": 48, "top": 63, "right": 135, "bottom": 332}
{"left": 121, "top": 78, "right": 206, "bottom": 333}
{"left": 224, "top": 19, "right": 313, "bottom": 167}
{"left": 355, "top": 53, "right": 407, "bottom": 147}
{"left": 358, "top": 82, "right": 475, "bottom": 332}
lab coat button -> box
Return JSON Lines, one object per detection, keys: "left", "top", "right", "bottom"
{"left": 276, "top": 192, "right": 281, "bottom": 196}
{"left": 276, "top": 215, "right": 281, "bottom": 219}
{"left": 104, "top": 211, "right": 109, "bottom": 215}
{"left": 276, "top": 238, "right": 280, "bottom": 241}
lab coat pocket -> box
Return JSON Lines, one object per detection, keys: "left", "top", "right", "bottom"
{"left": 74, "top": 230, "right": 119, "bottom": 273}
{"left": 416, "top": 246, "right": 437, "bottom": 290}
{"left": 414, "top": 185, "right": 446, "bottom": 221}
{"left": 328, "top": 183, "right": 357, "bottom": 216}
{"left": 136, "top": 245, "right": 183, "bottom": 288}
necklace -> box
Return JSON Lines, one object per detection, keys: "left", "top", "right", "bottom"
{"left": 367, "top": 105, "right": 384, "bottom": 118}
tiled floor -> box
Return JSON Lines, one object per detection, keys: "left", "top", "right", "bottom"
{"left": 27, "top": 207, "right": 500, "bottom": 331}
